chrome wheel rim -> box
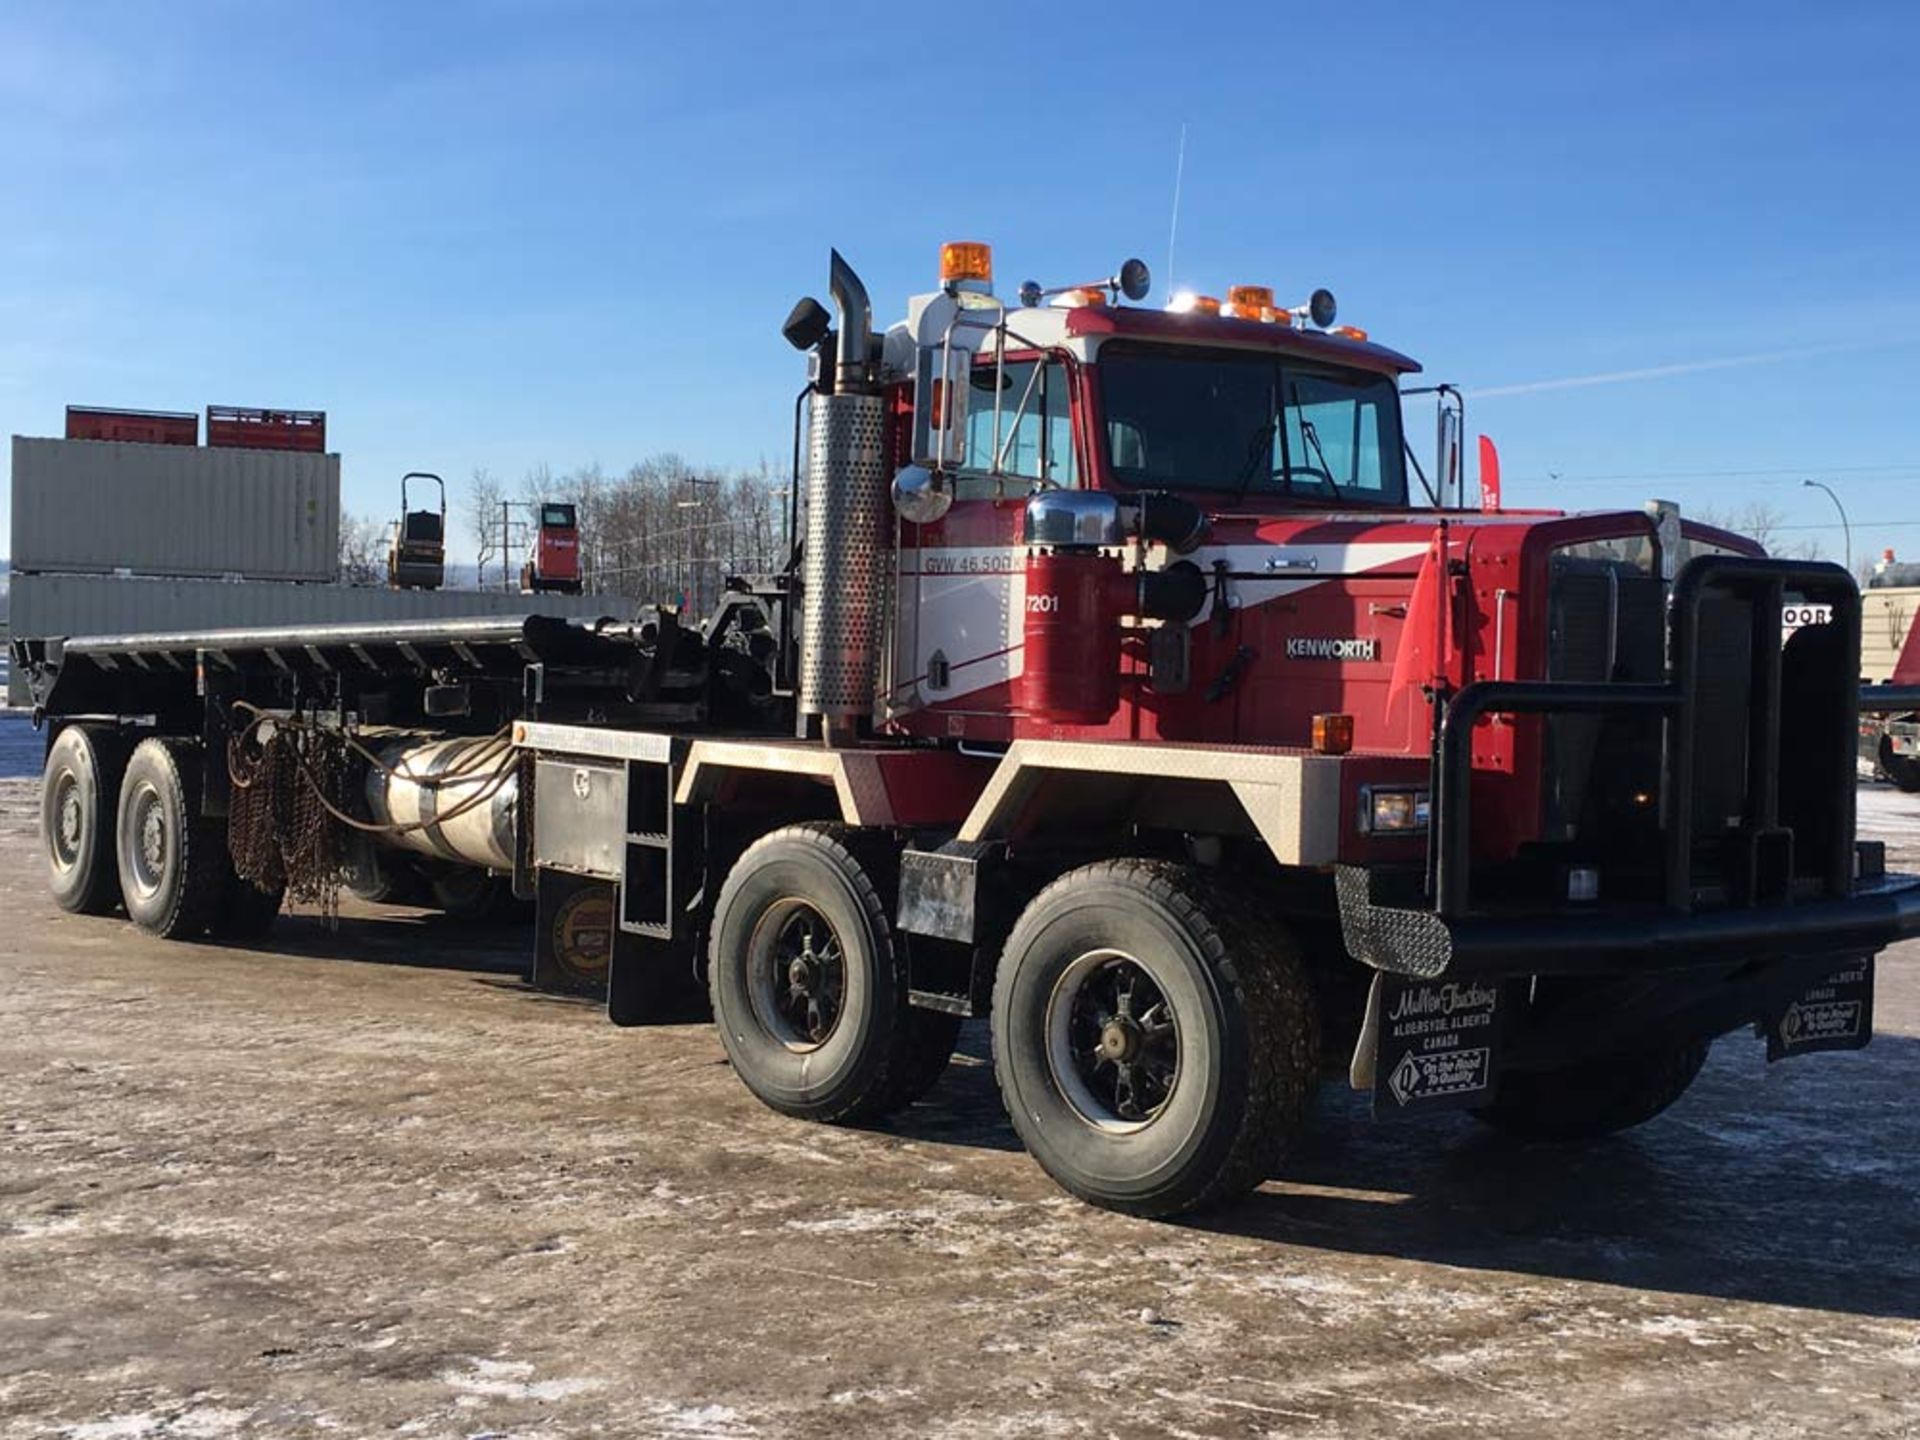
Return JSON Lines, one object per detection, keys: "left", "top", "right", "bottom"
{"left": 126, "top": 780, "right": 168, "bottom": 899}
{"left": 49, "top": 770, "right": 84, "bottom": 872}
{"left": 1045, "top": 948, "right": 1182, "bottom": 1133}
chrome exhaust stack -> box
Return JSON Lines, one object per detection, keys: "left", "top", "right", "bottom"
{"left": 799, "top": 251, "right": 888, "bottom": 743}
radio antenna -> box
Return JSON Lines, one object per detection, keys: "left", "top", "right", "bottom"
{"left": 1165, "top": 122, "right": 1188, "bottom": 302}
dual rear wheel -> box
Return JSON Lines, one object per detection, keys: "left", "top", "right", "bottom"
{"left": 41, "top": 729, "right": 283, "bottom": 940}
{"left": 708, "top": 836, "right": 1322, "bottom": 1217}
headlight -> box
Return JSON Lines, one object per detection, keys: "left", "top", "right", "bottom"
{"left": 1360, "top": 786, "right": 1430, "bottom": 834}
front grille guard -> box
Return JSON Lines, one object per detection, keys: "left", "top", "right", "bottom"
{"left": 1432, "top": 556, "right": 1866, "bottom": 920}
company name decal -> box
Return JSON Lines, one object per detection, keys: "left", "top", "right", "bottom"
{"left": 1286, "top": 636, "right": 1379, "bottom": 662}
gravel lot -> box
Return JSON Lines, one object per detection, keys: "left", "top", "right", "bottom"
{"left": 2, "top": 718, "right": 1917, "bottom": 1438}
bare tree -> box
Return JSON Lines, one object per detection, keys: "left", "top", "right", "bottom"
{"left": 574, "top": 455, "right": 789, "bottom": 609}
{"left": 1692, "top": 501, "right": 1823, "bottom": 561}
{"left": 394, "top": 453, "right": 792, "bottom": 607}
{"left": 338, "top": 509, "right": 387, "bottom": 586}
{"left": 466, "top": 469, "right": 505, "bottom": 589}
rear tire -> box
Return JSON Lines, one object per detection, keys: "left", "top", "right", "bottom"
{"left": 1880, "top": 736, "right": 1920, "bottom": 793}
{"left": 41, "top": 724, "right": 129, "bottom": 915}
{"left": 115, "top": 738, "right": 225, "bottom": 940}
{"left": 991, "top": 861, "right": 1320, "bottom": 1218}
{"left": 708, "top": 824, "right": 946, "bottom": 1123}
{"left": 426, "top": 864, "right": 522, "bottom": 922}
{"left": 1473, "top": 1040, "right": 1711, "bottom": 1142}
{"left": 344, "top": 840, "right": 422, "bottom": 906}
{"left": 212, "top": 871, "right": 285, "bottom": 942}
{"left": 882, "top": 1006, "right": 964, "bottom": 1110}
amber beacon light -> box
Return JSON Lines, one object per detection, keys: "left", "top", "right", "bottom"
{"left": 939, "top": 241, "right": 994, "bottom": 291}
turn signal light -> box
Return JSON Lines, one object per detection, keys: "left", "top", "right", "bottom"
{"left": 940, "top": 241, "right": 994, "bottom": 289}
{"left": 1312, "top": 712, "right": 1355, "bottom": 755}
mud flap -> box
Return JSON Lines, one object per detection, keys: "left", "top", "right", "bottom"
{"left": 1358, "top": 973, "right": 1504, "bottom": 1118}
{"left": 1765, "top": 955, "right": 1874, "bottom": 1061}
{"left": 533, "top": 870, "right": 614, "bottom": 1000}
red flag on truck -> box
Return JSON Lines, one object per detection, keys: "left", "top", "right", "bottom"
{"left": 1478, "top": 435, "right": 1501, "bottom": 512}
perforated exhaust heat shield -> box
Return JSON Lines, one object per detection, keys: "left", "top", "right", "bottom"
{"left": 799, "top": 392, "right": 889, "bottom": 721}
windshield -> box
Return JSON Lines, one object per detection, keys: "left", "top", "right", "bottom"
{"left": 1098, "top": 344, "right": 1407, "bottom": 504}
{"left": 541, "top": 504, "right": 576, "bottom": 527}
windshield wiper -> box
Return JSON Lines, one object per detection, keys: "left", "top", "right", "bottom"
{"left": 1231, "top": 419, "right": 1278, "bottom": 502}
{"left": 1293, "top": 392, "right": 1348, "bottom": 505}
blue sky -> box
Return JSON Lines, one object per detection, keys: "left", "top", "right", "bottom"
{"left": 2, "top": 0, "right": 1916, "bottom": 570}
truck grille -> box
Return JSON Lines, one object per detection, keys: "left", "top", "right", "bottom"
{"left": 1542, "top": 560, "right": 1664, "bottom": 853}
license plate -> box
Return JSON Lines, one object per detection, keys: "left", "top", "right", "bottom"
{"left": 1369, "top": 974, "right": 1503, "bottom": 1116}
{"left": 1767, "top": 957, "right": 1874, "bottom": 1061}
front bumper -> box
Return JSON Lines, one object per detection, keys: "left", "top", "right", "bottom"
{"left": 1338, "top": 864, "right": 1920, "bottom": 978}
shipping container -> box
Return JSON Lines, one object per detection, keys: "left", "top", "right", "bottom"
{"left": 6, "top": 572, "right": 632, "bottom": 705}
{"left": 206, "top": 405, "right": 326, "bottom": 453}
{"left": 11, "top": 436, "right": 341, "bottom": 582}
{"left": 65, "top": 406, "right": 198, "bottom": 446}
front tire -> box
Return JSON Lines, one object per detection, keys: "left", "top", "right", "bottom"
{"left": 41, "top": 724, "right": 129, "bottom": 914}
{"left": 115, "top": 738, "right": 226, "bottom": 940}
{"left": 708, "top": 824, "right": 952, "bottom": 1123}
{"left": 1473, "top": 1040, "right": 1711, "bottom": 1142}
{"left": 991, "top": 861, "right": 1320, "bottom": 1218}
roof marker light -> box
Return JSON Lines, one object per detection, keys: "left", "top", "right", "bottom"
{"left": 1048, "top": 286, "right": 1108, "bottom": 308}
{"left": 1226, "top": 284, "right": 1275, "bottom": 320}
{"left": 1331, "top": 325, "right": 1369, "bottom": 342}
{"left": 1169, "top": 291, "right": 1221, "bottom": 316}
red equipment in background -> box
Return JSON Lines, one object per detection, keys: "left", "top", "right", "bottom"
{"left": 206, "top": 405, "right": 327, "bottom": 453}
{"left": 521, "top": 502, "right": 584, "bottom": 594}
{"left": 65, "top": 406, "right": 198, "bottom": 446}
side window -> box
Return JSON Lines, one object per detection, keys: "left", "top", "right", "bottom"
{"left": 962, "top": 359, "right": 1077, "bottom": 485}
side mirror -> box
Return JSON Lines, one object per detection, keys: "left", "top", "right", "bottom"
{"left": 782, "top": 296, "right": 831, "bottom": 352}
{"left": 908, "top": 292, "right": 979, "bottom": 469}
{"left": 892, "top": 464, "right": 953, "bottom": 525}
{"left": 1436, "top": 405, "right": 1463, "bottom": 508}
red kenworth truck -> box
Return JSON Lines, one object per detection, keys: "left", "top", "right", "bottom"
{"left": 21, "top": 241, "right": 1920, "bottom": 1217}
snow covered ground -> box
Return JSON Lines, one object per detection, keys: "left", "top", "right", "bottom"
{"left": 0, "top": 706, "right": 34, "bottom": 782}
{"left": 1859, "top": 779, "right": 1920, "bottom": 860}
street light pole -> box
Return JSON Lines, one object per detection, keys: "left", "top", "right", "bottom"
{"left": 1802, "top": 479, "right": 1851, "bottom": 573}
